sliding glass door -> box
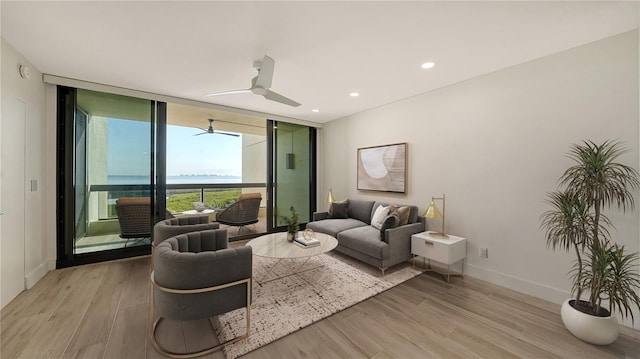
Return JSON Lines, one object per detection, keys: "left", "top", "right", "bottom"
{"left": 268, "top": 120, "right": 316, "bottom": 231}
{"left": 57, "top": 87, "right": 164, "bottom": 267}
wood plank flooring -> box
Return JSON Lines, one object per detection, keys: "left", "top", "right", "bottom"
{"left": 2, "top": 254, "right": 639, "bottom": 359}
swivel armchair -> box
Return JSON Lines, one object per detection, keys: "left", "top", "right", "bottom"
{"left": 150, "top": 229, "right": 252, "bottom": 358}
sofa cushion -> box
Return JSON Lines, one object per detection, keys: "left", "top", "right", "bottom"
{"left": 379, "top": 212, "right": 400, "bottom": 239}
{"left": 348, "top": 199, "right": 376, "bottom": 224}
{"left": 328, "top": 199, "right": 349, "bottom": 218}
{"left": 370, "top": 205, "right": 389, "bottom": 229}
{"left": 306, "top": 218, "right": 366, "bottom": 238}
{"left": 329, "top": 201, "right": 349, "bottom": 219}
{"left": 373, "top": 201, "right": 419, "bottom": 224}
{"left": 338, "top": 226, "right": 389, "bottom": 259}
{"left": 389, "top": 204, "right": 411, "bottom": 225}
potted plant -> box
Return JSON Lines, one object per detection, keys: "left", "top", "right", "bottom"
{"left": 541, "top": 140, "right": 640, "bottom": 345}
{"left": 283, "top": 206, "right": 299, "bottom": 242}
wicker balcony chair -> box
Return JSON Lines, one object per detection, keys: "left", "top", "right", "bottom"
{"left": 215, "top": 193, "right": 262, "bottom": 234}
{"left": 150, "top": 229, "right": 252, "bottom": 358}
{"left": 115, "top": 197, "right": 152, "bottom": 242}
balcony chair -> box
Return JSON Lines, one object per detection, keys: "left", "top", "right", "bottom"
{"left": 115, "top": 197, "right": 151, "bottom": 245}
{"left": 215, "top": 193, "right": 262, "bottom": 234}
{"left": 150, "top": 229, "right": 252, "bottom": 358}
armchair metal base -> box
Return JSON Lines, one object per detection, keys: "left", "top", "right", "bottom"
{"left": 149, "top": 274, "right": 251, "bottom": 359}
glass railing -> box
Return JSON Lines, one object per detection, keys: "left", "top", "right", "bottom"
{"left": 89, "top": 183, "right": 266, "bottom": 220}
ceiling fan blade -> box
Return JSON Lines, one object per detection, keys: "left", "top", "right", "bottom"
{"left": 254, "top": 55, "right": 274, "bottom": 89}
{"left": 216, "top": 132, "right": 240, "bottom": 137}
{"left": 193, "top": 132, "right": 208, "bottom": 136}
{"left": 264, "top": 89, "right": 301, "bottom": 107}
{"left": 206, "top": 89, "right": 252, "bottom": 97}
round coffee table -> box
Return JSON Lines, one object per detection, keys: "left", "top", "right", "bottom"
{"left": 247, "top": 232, "right": 338, "bottom": 283}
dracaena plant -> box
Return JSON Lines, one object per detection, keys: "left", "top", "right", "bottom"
{"left": 541, "top": 140, "right": 640, "bottom": 321}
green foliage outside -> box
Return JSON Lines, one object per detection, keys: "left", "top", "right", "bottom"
{"left": 167, "top": 189, "right": 241, "bottom": 213}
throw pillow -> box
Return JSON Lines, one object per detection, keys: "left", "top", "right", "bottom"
{"left": 329, "top": 201, "right": 349, "bottom": 219}
{"left": 370, "top": 205, "right": 389, "bottom": 229}
{"left": 328, "top": 199, "right": 349, "bottom": 217}
{"left": 380, "top": 212, "right": 400, "bottom": 239}
{"left": 389, "top": 204, "right": 411, "bottom": 225}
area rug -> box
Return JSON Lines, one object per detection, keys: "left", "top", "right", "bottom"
{"left": 213, "top": 252, "right": 422, "bottom": 359}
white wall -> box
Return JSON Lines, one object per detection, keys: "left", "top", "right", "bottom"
{"left": 321, "top": 30, "right": 640, "bottom": 328}
{"left": 1, "top": 38, "right": 50, "bottom": 308}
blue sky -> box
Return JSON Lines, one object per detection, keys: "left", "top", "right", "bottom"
{"left": 166, "top": 124, "right": 241, "bottom": 176}
{"left": 107, "top": 119, "right": 241, "bottom": 177}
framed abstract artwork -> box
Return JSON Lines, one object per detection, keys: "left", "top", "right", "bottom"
{"left": 357, "top": 142, "right": 407, "bottom": 193}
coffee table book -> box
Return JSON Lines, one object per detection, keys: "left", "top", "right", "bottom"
{"left": 294, "top": 236, "right": 320, "bottom": 247}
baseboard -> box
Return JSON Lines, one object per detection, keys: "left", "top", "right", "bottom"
{"left": 465, "top": 263, "right": 570, "bottom": 305}
{"left": 464, "top": 263, "right": 640, "bottom": 330}
{"left": 24, "top": 262, "right": 50, "bottom": 290}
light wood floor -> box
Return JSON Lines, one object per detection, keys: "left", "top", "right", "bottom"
{"left": 2, "top": 254, "right": 639, "bottom": 359}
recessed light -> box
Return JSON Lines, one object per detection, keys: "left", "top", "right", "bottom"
{"left": 312, "top": 109, "right": 319, "bottom": 113}
{"left": 350, "top": 92, "right": 360, "bottom": 97}
{"left": 421, "top": 62, "right": 436, "bottom": 69}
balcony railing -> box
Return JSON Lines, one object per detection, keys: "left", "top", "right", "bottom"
{"left": 89, "top": 183, "right": 266, "bottom": 219}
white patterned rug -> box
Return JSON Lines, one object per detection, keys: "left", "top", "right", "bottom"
{"left": 213, "top": 252, "right": 422, "bottom": 359}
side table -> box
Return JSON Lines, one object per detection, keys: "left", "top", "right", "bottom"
{"left": 411, "top": 231, "right": 466, "bottom": 282}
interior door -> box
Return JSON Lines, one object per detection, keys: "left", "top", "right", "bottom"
{"left": 1, "top": 98, "right": 26, "bottom": 307}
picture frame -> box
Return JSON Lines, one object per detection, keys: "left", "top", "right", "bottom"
{"left": 357, "top": 142, "right": 407, "bottom": 193}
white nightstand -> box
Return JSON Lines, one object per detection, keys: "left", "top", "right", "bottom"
{"left": 411, "top": 231, "right": 466, "bottom": 282}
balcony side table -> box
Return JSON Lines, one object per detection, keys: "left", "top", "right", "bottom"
{"left": 411, "top": 231, "right": 466, "bottom": 282}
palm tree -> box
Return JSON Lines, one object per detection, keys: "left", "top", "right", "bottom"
{"left": 547, "top": 139, "right": 640, "bottom": 316}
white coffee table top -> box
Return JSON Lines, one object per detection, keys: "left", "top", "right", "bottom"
{"left": 182, "top": 209, "right": 215, "bottom": 215}
{"left": 247, "top": 232, "right": 338, "bottom": 259}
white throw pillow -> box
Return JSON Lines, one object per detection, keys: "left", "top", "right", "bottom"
{"left": 371, "top": 205, "right": 389, "bottom": 229}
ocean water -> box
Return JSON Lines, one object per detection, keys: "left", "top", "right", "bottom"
{"left": 108, "top": 175, "right": 242, "bottom": 184}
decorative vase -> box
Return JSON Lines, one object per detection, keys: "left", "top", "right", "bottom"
{"left": 561, "top": 299, "right": 619, "bottom": 345}
{"left": 192, "top": 202, "right": 206, "bottom": 212}
{"left": 287, "top": 232, "right": 296, "bottom": 242}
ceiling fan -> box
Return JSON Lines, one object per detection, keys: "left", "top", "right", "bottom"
{"left": 194, "top": 119, "right": 239, "bottom": 137}
{"left": 206, "top": 55, "right": 301, "bottom": 107}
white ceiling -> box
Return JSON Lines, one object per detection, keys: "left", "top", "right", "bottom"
{"left": 2, "top": 1, "right": 638, "bottom": 124}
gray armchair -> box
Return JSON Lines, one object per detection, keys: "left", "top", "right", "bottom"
{"left": 149, "top": 229, "right": 252, "bottom": 358}
{"left": 153, "top": 215, "right": 219, "bottom": 246}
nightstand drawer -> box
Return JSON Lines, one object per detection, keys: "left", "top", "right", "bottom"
{"left": 411, "top": 232, "right": 466, "bottom": 265}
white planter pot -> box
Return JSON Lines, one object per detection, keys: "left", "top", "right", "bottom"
{"left": 560, "top": 299, "right": 619, "bottom": 345}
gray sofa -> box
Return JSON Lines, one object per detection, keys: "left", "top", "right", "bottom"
{"left": 306, "top": 198, "right": 424, "bottom": 275}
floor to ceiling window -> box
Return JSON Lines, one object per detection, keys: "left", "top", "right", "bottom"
{"left": 57, "top": 87, "right": 163, "bottom": 267}
{"left": 57, "top": 89, "right": 317, "bottom": 267}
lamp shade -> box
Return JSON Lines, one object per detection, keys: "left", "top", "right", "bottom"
{"left": 326, "top": 189, "right": 335, "bottom": 203}
{"left": 423, "top": 201, "right": 442, "bottom": 218}
{"left": 424, "top": 194, "right": 449, "bottom": 239}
